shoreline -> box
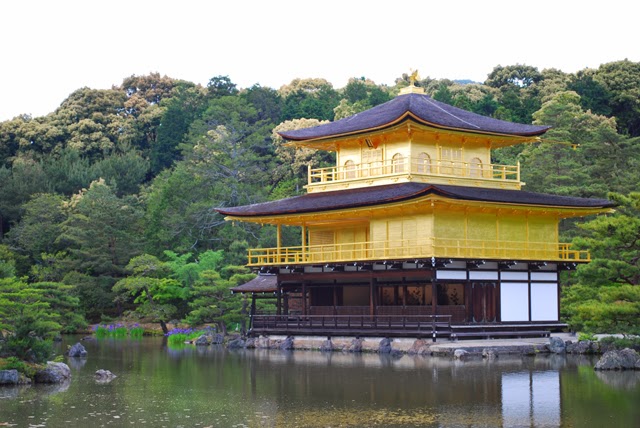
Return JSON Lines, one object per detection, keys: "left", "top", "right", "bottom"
{"left": 229, "top": 332, "right": 580, "bottom": 357}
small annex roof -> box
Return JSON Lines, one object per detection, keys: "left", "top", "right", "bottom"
{"left": 217, "top": 183, "right": 615, "bottom": 218}
{"left": 231, "top": 273, "right": 277, "bottom": 293}
{"left": 278, "top": 93, "right": 550, "bottom": 141}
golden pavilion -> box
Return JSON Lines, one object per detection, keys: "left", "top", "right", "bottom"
{"left": 217, "top": 83, "right": 614, "bottom": 339}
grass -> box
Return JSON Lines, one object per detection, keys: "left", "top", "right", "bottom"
{"left": 94, "top": 323, "right": 145, "bottom": 339}
{"left": 165, "top": 328, "right": 205, "bottom": 347}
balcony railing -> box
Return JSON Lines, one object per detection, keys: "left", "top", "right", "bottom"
{"left": 308, "top": 157, "right": 520, "bottom": 186}
{"left": 246, "top": 238, "right": 589, "bottom": 266}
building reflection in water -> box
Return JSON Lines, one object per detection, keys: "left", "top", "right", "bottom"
{"left": 502, "top": 370, "right": 560, "bottom": 428}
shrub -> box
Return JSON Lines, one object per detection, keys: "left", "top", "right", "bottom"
{"left": 165, "top": 328, "right": 203, "bottom": 347}
{"left": 0, "top": 356, "right": 37, "bottom": 378}
{"left": 599, "top": 336, "right": 640, "bottom": 351}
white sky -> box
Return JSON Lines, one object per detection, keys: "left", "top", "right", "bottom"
{"left": 1, "top": 0, "right": 638, "bottom": 121}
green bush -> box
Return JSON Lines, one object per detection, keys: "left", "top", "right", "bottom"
{"left": 0, "top": 356, "right": 37, "bottom": 378}
{"left": 578, "top": 332, "right": 597, "bottom": 341}
{"left": 599, "top": 336, "right": 640, "bottom": 350}
{"left": 4, "top": 336, "right": 52, "bottom": 364}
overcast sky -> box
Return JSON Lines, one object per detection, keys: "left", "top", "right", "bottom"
{"left": 1, "top": 0, "right": 638, "bottom": 121}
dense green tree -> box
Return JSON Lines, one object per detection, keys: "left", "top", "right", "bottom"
{"left": 280, "top": 78, "right": 340, "bottom": 121}
{"left": 562, "top": 284, "right": 640, "bottom": 334}
{"left": 185, "top": 268, "right": 253, "bottom": 334}
{"left": 93, "top": 150, "right": 150, "bottom": 196}
{"left": 0, "top": 157, "right": 50, "bottom": 237}
{"left": 521, "top": 91, "right": 637, "bottom": 198}
{"left": 5, "top": 193, "right": 65, "bottom": 263}
{"left": 57, "top": 179, "right": 144, "bottom": 278}
{"left": 152, "top": 84, "right": 206, "bottom": 173}
{"left": 592, "top": 59, "right": 640, "bottom": 136}
{"left": 113, "top": 254, "right": 188, "bottom": 333}
{"left": 485, "top": 64, "right": 542, "bottom": 89}
{"left": 432, "top": 83, "right": 454, "bottom": 104}
{"left": 568, "top": 68, "right": 613, "bottom": 117}
{"left": 573, "top": 193, "right": 640, "bottom": 287}
{"left": 207, "top": 75, "right": 239, "bottom": 98}
{"left": 119, "top": 73, "right": 180, "bottom": 105}
{"left": 241, "top": 84, "right": 282, "bottom": 123}
{"left": 0, "top": 276, "right": 82, "bottom": 361}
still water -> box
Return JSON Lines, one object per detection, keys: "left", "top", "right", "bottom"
{"left": 1, "top": 337, "right": 639, "bottom": 427}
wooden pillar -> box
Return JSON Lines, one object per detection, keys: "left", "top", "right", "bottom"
{"left": 250, "top": 293, "right": 257, "bottom": 330}
{"left": 276, "top": 283, "right": 282, "bottom": 316}
{"left": 372, "top": 278, "right": 378, "bottom": 316}
{"left": 402, "top": 281, "right": 407, "bottom": 308}
{"left": 302, "top": 282, "right": 307, "bottom": 316}
{"left": 431, "top": 269, "right": 438, "bottom": 314}
{"left": 369, "top": 278, "right": 375, "bottom": 317}
{"left": 333, "top": 281, "right": 338, "bottom": 316}
{"left": 301, "top": 225, "right": 307, "bottom": 262}
{"left": 283, "top": 293, "right": 289, "bottom": 315}
{"left": 276, "top": 224, "right": 282, "bottom": 263}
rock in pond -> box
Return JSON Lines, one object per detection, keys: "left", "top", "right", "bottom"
{"left": 34, "top": 362, "right": 71, "bottom": 384}
{"left": 0, "top": 369, "right": 19, "bottom": 385}
{"left": 595, "top": 348, "right": 640, "bottom": 370}
{"left": 67, "top": 342, "right": 88, "bottom": 357}
{"left": 95, "top": 369, "right": 117, "bottom": 383}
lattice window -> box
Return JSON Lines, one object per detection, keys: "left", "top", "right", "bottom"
{"left": 470, "top": 157, "right": 483, "bottom": 178}
{"left": 391, "top": 153, "right": 405, "bottom": 173}
{"left": 344, "top": 160, "right": 356, "bottom": 179}
{"left": 416, "top": 152, "right": 431, "bottom": 173}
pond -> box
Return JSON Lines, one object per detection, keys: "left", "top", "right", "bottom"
{"left": 1, "top": 337, "right": 639, "bottom": 427}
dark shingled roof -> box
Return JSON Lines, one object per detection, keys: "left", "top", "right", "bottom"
{"left": 216, "top": 183, "right": 615, "bottom": 217}
{"left": 279, "top": 93, "right": 550, "bottom": 141}
{"left": 231, "top": 274, "right": 277, "bottom": 293}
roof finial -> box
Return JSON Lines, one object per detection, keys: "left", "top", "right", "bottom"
{"left": 399, "top": 69, "right": 425, "bottom": 96}
{"left": 409, "top": 69, "right": 420, "bottom": 86}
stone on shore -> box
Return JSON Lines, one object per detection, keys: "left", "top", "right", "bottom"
{"left": 595, "top": 348, "right": 640, "bottom": 370}
{"left": 0, "top": 369, "right": 19, "bottom": 385}
{"left": 566, "top": 340, "right": 598, "bottom": 354}
{"left": 280, "top": 336, "right": 294, "bottom": 350}
{"left": 194, "top": 334, "right": 211, "bottom": 346}
{"left": 34, "top": 362, "right": 71, "bottom": 384}
{"left": 407, "top": 339, "right": 430, "bottom": 355}
{"left": 482, "top": 348, "right": 498, "bottom": 359}
{"left": 67, "top": 342, "right": 88, "bottom": 357}
{"left": 454, "top": 349, "right": 470, "bottom": 360}
{"left": 548, "top": 337, "right": 566, "bottom": 354}
{"left": 320, "top": 339, "right": 333, "bottom": 352}
{"left": 378, "top": 338, "right": 393, "bottom": 354}
{"left": 346, "top": 338, "right": 363, "bottom": 353}
{"left": 227, "top": 337, "right": 246, "bottom": 349}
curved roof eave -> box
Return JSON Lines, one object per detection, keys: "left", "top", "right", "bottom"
{"left": 216, "top": 183, "right": 615, "bottom": 218}
{"left": 278, "top": 93, "right": 550, "bottom": 142}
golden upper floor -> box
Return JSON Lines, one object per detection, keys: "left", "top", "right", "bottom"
{"left": 280, "top": 90, "right": 549, "bottom": 193}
